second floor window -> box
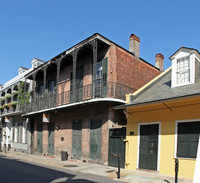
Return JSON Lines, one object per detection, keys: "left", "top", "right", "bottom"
{"left": 176, "top": 56, "right": 190, "bottom": 85}
{"left": 49, "top": 81, "right": 55, "bottom": 94}
{"left": 96, "top": 62, "right": 102, "bottom": 91}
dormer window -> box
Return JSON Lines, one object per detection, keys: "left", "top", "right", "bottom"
{"left": 176, "top": 56, "right": 190, "bottom": 84}
{"left": 170, "top": 47, "right": 200, "bottom": 88}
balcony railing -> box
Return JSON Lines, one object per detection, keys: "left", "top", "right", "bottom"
{"left": 0, "top": 104, "right": 22, "bottom": 116}
{"left": 24, "top": 82, "right": 135, "bottom": 113}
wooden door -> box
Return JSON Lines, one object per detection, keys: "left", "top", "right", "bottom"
{"left": 37, "top": 124, "right": 43, "bottom": 153}
{"left": 72, "top": 120, "right": 82, "bottom": 159}
{"left": 139, "top": 124, "right": 159, "bottom": 170}
{"left": 48, "top": 123, "right": 55, "bottom": 155}
{"left": 90, "top": 119, "right": 102, "bottom": 161}
{"left": 108, "top": 128, "right": 126, "bottom": 168}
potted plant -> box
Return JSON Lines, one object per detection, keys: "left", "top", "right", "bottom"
{"left": 10, "top": 101, "right": 18, "bottom": 109}
{"left": 0, "top": 106, "right": 4, "bottom": 111}
{"left": 0, "top": 96, "right": 5, "bottom": 101}
{"left": 3, "top": 103, "right": 9, "bottom": 109}
{"left": 5, "top": 94, "right": 12, "bottom": 99}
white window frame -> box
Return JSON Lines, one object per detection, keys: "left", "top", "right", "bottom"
{"left": 137, "top": 122, "right": 161, "bottom": 171}
{"left": 174, "top": 119, "right": 200, "bottom": 159}
{"left": 171, "top": 53, "right": 196, "bottom": 88}
{"left": 176, "top": 56, "right": 190, "bottom": 85}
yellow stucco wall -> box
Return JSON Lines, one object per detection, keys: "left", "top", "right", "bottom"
{"left": 126, "top": 99, "right": 200, "bottom": 178}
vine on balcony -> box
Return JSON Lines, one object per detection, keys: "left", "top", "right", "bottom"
{"left": 17, "top": 82, "right": 31, "bottom": 107}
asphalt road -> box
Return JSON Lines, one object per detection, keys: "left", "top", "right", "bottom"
{"left": 0, "top": 155, "right": 125, "bottom": 183}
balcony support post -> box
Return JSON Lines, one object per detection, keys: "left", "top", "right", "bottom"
{"left": 32, "top": 74, "right": 36, "bottom": 101}
{"left": 72, "top": 50, "right": 78, "bottom": 102}
{"left": 56, "top": 60, "right": 61, "bottom": 106}
{"left": 56, "top": 60, "right": 61, "bottom": 91}
{"left": 23, "top": 78, "right": 27, "bottom": 111}
{"left": 92, "top": 39, "right": 98, "bottom": 98}
{"left": 43, "top": 68, "right": 47, "bottom": 95}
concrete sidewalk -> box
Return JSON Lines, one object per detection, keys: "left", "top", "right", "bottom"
{"left": 0, "top": 151, "right": 193, "bottom": 183}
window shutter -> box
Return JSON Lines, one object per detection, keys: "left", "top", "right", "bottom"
{"left": 177, "top": 122, "right": 200, "bottom": 158}
{"left": 189, "top": 122, "right": 200, "bottom": 158}
{"left": 177, "top": 123, "right": 189, "bottom": 158}
{"left": 102, "top": 58, "right": 108, "bottom": 98}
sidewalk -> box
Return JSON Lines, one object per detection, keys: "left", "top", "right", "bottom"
{"left": 0, "top": 151, "right": 193, "bottom": 183}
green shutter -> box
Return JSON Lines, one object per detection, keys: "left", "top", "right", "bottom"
{"left": 177, "top": 123, "right": 189, "bottom": 158}
{"left": 102, "top": 58, "right": 108, "bottom": 98}
{"left": 72, "top": 120, "right": 82, "bottom": 159}
{"left": 90, "top": 119, "right": 102, "bottom": 161}
{"left": 177, "top": 122, "right": 200, "bottom": 158}
{"left": 189, "top": 122, "right": 200, "bottom": 158}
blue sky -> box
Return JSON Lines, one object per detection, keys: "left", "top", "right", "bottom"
{"left": 0, "top": 0, "right": 199, "bottom": 85}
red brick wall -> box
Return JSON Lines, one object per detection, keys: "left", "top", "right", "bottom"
{"left": 107, "top": 44, "right": 160, "bottom": 90}
{"left": 32, "top": 103, "right": 116, "bottom": 164}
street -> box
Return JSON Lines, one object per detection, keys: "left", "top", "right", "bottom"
{"left": 0, "top": 155, "right": 125, "bottom": 183}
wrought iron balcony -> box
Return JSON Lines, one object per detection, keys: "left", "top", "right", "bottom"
{"left": 24, "top": 82, "right": 134, "bottom": 113}
{"left": 0, "top": 104, "right": 22, "bottom": 117}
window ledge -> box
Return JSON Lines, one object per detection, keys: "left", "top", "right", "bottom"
{"left": 173, "top": 157, "right": 196, "bottom": 161}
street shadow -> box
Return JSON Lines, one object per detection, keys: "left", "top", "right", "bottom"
{"left": 0, "top": 156, "right": 106, "bottom": 183}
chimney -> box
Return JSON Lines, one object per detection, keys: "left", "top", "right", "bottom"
{"left": 129, "top": 34, "right": 140, "bottom": 58}
{"left": 155, "top": 53, "right": 164, "bottom": 72}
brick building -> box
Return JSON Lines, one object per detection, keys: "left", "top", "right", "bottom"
{"left": 23, "top": 33, "right": 161, "bottom": 166}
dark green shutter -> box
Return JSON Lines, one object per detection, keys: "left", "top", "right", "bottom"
{"left": 72, "top": 120, "right": 82, "bottom": 159}
{"left": 177, "top": 123, "right": 189, "bottom": 158}
{"left": 37, "top": 124, "right": 43, "bottom": 153}
{"left": 102, "top": 58, "right": 108, "bottom": 98}
{"left": 48, "top": 123, "right": 55, "bottom": 155}
{"left": 90, "top": 119, "right": 102, "bottom": 161}
{"left": 189, "top": 122, "right": 200, "bottom": 158}
{"left": 177, "top": 122, "right": 200, "bottom": 158}
{"left": 139, "top": 124, "right": 159, "bottom": 170}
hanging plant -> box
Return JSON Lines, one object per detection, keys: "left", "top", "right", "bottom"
{"left": 3, "top": 103, "right": 10, "bottom": 109}
{"left": 5, "top": 94, "right": 12, "bottom": 99}
{"left": 0, "top": 106, "right": 4, "bottom": 110}
{"left": 0, "top": 96, "right": 5, "bottom": 101}
{"left": 10, "top": 101, "right": 18, "bottom": 107}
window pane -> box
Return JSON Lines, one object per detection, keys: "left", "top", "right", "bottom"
{"left": 176, "top": 56, "right": 190, "bottom": 84}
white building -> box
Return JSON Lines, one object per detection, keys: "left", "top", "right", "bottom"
{"left": 0, "top": 58, "right": 45, "bottom": 152}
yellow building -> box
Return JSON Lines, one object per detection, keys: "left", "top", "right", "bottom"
{"left": 115, "top": 47, "right": 200, "bottom": 178}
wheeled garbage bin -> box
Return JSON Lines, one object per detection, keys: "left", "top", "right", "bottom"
{"left": 61, "top": 151, "right": 68, "bottom": 161}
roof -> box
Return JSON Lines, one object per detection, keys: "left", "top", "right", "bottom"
{"left": 25, "top": 33, "right": 159, "bottom": 78}
{"left": 115, "top": 65, "right": 200, "bottom": 109}
{"left": 169, "top": 46, "right": 200, "bottom": 59}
